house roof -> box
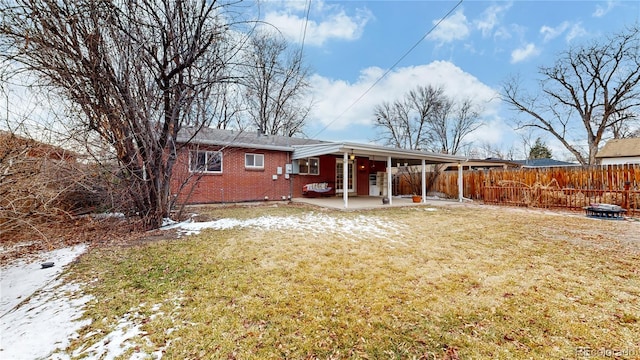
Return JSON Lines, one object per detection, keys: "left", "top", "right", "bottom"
{"left": 596, "top": 138, "right": 640, "bottom": 158}
{"left": 512, "top": 158, "right": 579, "bottom": 167}
{"left": 463, "top": 158, "right": 522, "bottom": 168}
{"left": 292, "top": 142, "right": 466, "bottom": 164}
{"left": 178, "top": 127, "right": 467, "bottom": 165}
{"left": 0, "top": 130, "right": 78, "bottom": 161}
{"left": 177, "top": 127, "right": 326, "bottom": 152}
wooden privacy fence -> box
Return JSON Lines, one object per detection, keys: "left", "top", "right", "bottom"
{"left": 431, "top": 164, "right": 640, "bottom": 215}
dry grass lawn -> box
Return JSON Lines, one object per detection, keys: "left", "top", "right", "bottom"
{"left": 68, "top": 204, "right": 640, "bottom": 359}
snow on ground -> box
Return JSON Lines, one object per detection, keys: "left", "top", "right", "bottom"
{"left": 1, "top": 212, "right": 410, "bottom": 359}
{"left": 162, "top": 212, "right": 409, "bottom": 242}
{"left": 1, "top": 245, "right": 89, "bottom": 360}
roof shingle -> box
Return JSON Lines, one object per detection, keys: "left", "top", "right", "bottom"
{"left": 596, "top": 138, "right": 640, "bottom": 158}
{"left": 176, "top": 127, "right": 325, "bottom": 151}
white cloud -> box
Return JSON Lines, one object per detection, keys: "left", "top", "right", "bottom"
{"left": 593, "top": 0, "right": 617, "bottom": 17}
{"left": 427, "top": 9, "right": 470, "bottom": 44}
{"left": 262, "top": 2, "right": 372, "bottom": 46}
{"left": 307, "top": 61, "right": 501, "bottom": 138}
{"left": 566, "top": 23, "right": 588, "bottom": 42}
{"left": 475, "top": 2, "right": 512, "bottom": 37}
{"left": 540, "top": 21, "right": 570, "bottom": 42}
{"left": 262, "top": 0, "right": 309, "bottom": 13}
{"left": 493, "top": 26, "right": 513, "bottom": 41}
{"left": 540, "top": 21, "right": 587, "bottom": 43}
{"left": 466, "top": 117, "right": 512, "bottom": 147}
{"left": 510, "top": 43, "right": 540, "bottom": 63}
{"left": 494, "top": 23, "right": 528, "bottom": 43}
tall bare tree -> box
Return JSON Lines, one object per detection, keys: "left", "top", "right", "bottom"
{"left": 430, "top": 98, "right": 482, "bottom": 155}
{"left": 373, "top": 84, "right": 482, "bottom": 154}
{"left": 502, "top": 25, "right": 640, "bottom": 165}
{"left": 1, "top": 0, "right": 245, "bottom": 228}
{"left": 241, "top": 30, "right": 311, "bottom": 137}
{"left": 374, "top": 85, "right": 442, "bottom": 150}
{"left": 373, "top": 84, "right": 482, "bottom": 195}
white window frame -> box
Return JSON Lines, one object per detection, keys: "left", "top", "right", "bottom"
{"left": 189, "top": 150, "right": 222, "bottom": 173}
{"left": 245, "top": 153, "right": 265, "bottom": 169}
{"left": 335, "top": 159, "right": 355, "bottom": 193}
{"left": 298, "top": 157, "right": 319, "bottom": 175}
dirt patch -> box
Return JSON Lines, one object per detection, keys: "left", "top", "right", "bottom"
{"left": 0, "top": 215, "right": 177, "bottom": 263}
{"left": 116, "top": 229, "right": 182, "bottom": 248}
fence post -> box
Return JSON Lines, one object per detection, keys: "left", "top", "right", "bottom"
{"left": 623, "top": 181, "right": 630, "bottom": 210}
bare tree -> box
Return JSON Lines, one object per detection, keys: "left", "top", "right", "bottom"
{"left": 374, "top": 84, "right": 482, "bottom": 195}
{"left": 431, "top": 98, "right": 482, "bottom": 155}
{"left": 374, "top": 100, "right": 414, "bottom": 149}
{"left": 1, "top": 0, "right": 246, "bottom": 229}
{"left": 373, "top": 84, "right": 482, "bottom": 154}
{"left": 468, "top": 141, "right": 515, "bottom": 160}
{"left": 406, "top": 85, "right": 445, "bottom": 150}
{"left": 215, "top": 85, "right": 246, "bottom": 130}
{"left": 0, "top": 130, "right": 89, "bottom": 244}
{"left": 374, "top": 85, "right": 442, "bottom": 150}
{"left": 502, "top": 25, "right": 640, "bottom": 165}
{"left": 241, "top": 30, "right": 312, "bottom": 137}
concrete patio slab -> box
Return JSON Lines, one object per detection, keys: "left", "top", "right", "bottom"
{"left": 292, "top": 196, "right": 465, "bottom": 210}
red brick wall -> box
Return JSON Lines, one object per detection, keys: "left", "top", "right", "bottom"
{"left": 171, "top": 148, "right": 389, "bottom": 204}
{"left": 172, "top": 145, "right": 293, "bottom": 204}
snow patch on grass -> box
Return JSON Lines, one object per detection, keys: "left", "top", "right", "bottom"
{"left": 162, "top": 213, "right": 407, "bottom": 242}
{"left": 1, "top": 245, "right": 90, "bottom": 359}
{"left": 2, "top": 213, "right": 407, "bottom": 359}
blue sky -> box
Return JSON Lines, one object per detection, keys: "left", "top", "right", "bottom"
{"left": 257, "top": 0, "right": 640, "bottom": 160}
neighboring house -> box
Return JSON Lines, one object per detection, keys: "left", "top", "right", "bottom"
{"left": 512, "top": 158, "right": 579, "bottom": 168}
{"left": 442, "top": 158, "right": 578, "bottom": 172}
{"left": 596, "top": 138, "right": 640, "bottom": 165}
{"left": 171, "top": 127, "right": 467, "bottom": 207}
{"left": 1, "top": 131, "right": 84, "bottom": 227}
{"left": 0, "top": 130, "right": 78, "bottom": 163}
{"left": 442, "top": 158, "right": 521, "bottom": 172}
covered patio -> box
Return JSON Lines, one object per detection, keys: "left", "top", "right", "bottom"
{"left": 291, "top": 142, "right": 467, "bottom": 209}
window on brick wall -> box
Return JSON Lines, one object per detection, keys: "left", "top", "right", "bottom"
{"left": 245, "top": 153, "right": 264, "bottom": 169}
{"left": 298, "top": 157, "right": 319, "bottom": 175}
{"left": 190, "top": 150, "right": 222, "bottom": 173}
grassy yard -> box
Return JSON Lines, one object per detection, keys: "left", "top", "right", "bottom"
{"left": 67, "top": 204, "right": 640, "bottom": 359}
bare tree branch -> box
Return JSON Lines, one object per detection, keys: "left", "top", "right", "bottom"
{"left": 502, "top": 25, "right": 640, "bottom": 165}
{"left": 241, "top": 30, "right": 312, "bottom": 137}
{"left": 373, "top": 84, "right": 483, "bottom": 155}
{"left": 1, "top": 0, "right": 248, "bottom": 229}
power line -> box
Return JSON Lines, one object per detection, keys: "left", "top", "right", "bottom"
{"left": 299, "top": 0, "right": 312, "bottom": 56}
{"left": 311, "top": 0, "right": 464, "bottom": 139}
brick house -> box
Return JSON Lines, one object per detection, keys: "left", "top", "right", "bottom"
{"left": 171, "top": 127, "right": 467, "bottom": 208}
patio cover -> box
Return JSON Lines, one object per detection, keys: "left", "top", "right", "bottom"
{"left": 292, "top": 142, "right": 467, "bottom": 208}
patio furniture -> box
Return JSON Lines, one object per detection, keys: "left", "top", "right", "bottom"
{"left": 302, "top": 182, "right": 334, "bottom": 197}
{"left": 584, "top": 204, "right": 626, "bottom": 219}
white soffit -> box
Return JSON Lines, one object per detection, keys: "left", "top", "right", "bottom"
{"left": 292, "top": 142, "right": 466, "bottom": 164}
